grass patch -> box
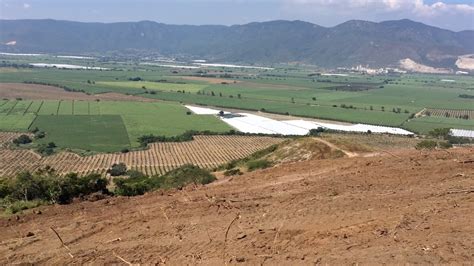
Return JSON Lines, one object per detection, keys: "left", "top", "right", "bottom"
{"left": 0, "top": 114, "right": 36, "bottom": 131}
{"left": 30, "top": 115, "right": 131, "bottom": 152}
{"left": 246, "top": 159, "right": 272, "bottom": 171}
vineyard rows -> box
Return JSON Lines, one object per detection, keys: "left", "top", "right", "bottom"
{"left": 423, "top": 108, "right": 473, "bottom": 120}
{"left": 0, "top": 135, "right": 284, "bottom": 177}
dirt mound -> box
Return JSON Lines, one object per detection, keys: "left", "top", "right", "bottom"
{"left": 1, "top": 147, "right": 473, "bottom": 264}
{"left": 266, "top": 138, "right": 347, "bottom": 164}
{"left": 400, "top": 58, "right": 451, "bottom": 74}
{"left": 0, "top": 83, "right": 157, "bottom": 102}
{"left": 456, "top": 54, "right": 474, "bottom": 70}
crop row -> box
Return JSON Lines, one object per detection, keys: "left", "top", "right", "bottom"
{"left": 423, "top": 108, "right": 473, "bottom": 120}
{"left": 0, "top": 135, "right": 284, "bottom": 177}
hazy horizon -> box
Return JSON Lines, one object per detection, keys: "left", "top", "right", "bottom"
{"left": 0, "top": 0, "right": 473, "bottom": 31}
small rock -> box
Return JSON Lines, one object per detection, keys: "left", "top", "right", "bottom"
{"left": 26, "top": 232, "right": 35, "bottom": 237}
{"left": 237, "top": 233, "right": 247, "bottom": 240}
{"left": 236, "top": 257, "right": 245, "bottom": 263}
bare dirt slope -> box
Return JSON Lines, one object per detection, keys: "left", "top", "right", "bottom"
{"left": 1, "top": 147, "right": 473, "bottom": 264}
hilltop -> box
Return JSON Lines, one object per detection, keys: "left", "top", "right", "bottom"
{"left": 1, "top": 19, "right": 473, "bottom": 68}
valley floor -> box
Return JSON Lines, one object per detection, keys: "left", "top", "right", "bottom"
{"left": 1, "top": 147, "right": 473, "bottom": 264}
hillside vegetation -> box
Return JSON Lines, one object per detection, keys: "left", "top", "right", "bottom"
{"left": 1, "top": 19, "right": 473, "bottom": 68}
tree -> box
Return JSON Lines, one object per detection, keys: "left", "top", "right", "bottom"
{"left": 13, "top": 135, "right": 32, "bottom": 145}
{"left": 108, "top": 163, "right": 127, "bottom": 176}
{"left": 428, "top": 128, "right": 451, "bottom": 139}
{"left": 308, "top": 127, "right": 325, "bottom": 136}
{"left": 312, "top": 97, "right": 317, "bottom": 101}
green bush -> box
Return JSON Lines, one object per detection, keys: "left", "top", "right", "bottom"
{"left": 428, "top": 128, "right": 451, "bottom": 139}
{"left": 438, "top": 141, "right": 453, "bottom": 149}
{"left": 1, "top": 170, "right": 108, "bottom": 205}
{"left": 113, "top": 165, "right": 216, "bottom": 196}
{"left": 34, "top": 131, "right": 46, "bottom": 139}
{"left": 246, "top": 159, "right": 272, "bottom": 171}
{"left": 36, "top": 143, "right": 55, "bottom": 156}
{"left": 415, "top": 140, "right": 438, "bottom": 150}
{"left": 108, "top": 163, "right": 127, "bottom": 176}
{"left": 6, "top": 200, "right": 45, "bottom": 214}
{"left": 160, "top": 164, "right": 216, "bottom": 189}
{"left": 308, "top": 127, "right": 325, "bottom": 136}
{"left": 224, "top": 168, "right": 243, "bottom": 176}
{"left": 13, "top": 135, "right": 32, "bottom": 145}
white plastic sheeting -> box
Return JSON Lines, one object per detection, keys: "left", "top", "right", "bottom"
{"left": 185, "top": 105, "right": 231, "bottom": 115}
{"left": 450, "top": 129, "right": 474, "bottom": 138}
{"left": 30, "top": 63, "right": 108, "bottom": 70}
{"left": 284, "top": 120, "right": 414, "bottom": 135}
{"left": 184, "top": 106, "right": 415, "bottom": 136}
{"left": 222, "top": 114, "right": 308, "bottom": 135}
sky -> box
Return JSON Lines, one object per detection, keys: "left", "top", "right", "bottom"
{"left": 0, "top": 0, "right": 473, "bottom": 31}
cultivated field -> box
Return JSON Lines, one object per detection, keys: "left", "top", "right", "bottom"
{"left": 1, "top": 64, "right": 473, "bottom": 129}
{"left": 0, "top": 135, "right": 284, "bottom": 177}
{"left": 0, "top": 100, "right": 232, "bottom": 151}
{"left": 0, "top": 83, "right": 157, "bottom": 102}
{"left": 422, "top": 108, "right": 473, "bottom": 120}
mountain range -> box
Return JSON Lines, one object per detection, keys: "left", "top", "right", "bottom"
{"left": 1, "top": 19, "right": 473, "bottom": 69}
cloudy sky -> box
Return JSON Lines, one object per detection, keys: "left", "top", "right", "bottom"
{"left": 1, "top": 0, "right": 473, "bottom": 31}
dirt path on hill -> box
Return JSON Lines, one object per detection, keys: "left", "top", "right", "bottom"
{"left": 313, "top": 137, "right": 358, "bottom": 157}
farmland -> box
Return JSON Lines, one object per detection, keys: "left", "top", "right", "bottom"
{"left": 0, "top": 99, "right": 232, "bottom": 151}
{"left": 422, "top": 108, "right": 473, "bottom": 120}
{"left": 0, "top": 134, "right": 284, "bottom": 177}
{"left": 0, "top": 55, "right": 473, "bottom": 154}
{"left": 0, "top": 64, "right": 473, "bottom": 129}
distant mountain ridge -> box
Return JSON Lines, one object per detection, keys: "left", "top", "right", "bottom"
{"left": 1, "top": 19, "right": 473, "bottom": 68}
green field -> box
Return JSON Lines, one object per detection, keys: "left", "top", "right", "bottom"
{"left": 0, "top": 99, "right": 232, "bottom": 151}
{"left": 1, "top": 65, "right": 472, "bottom": 129}
{"left": 31, "top": 115, "right": 131, "bottom": 152}
{"left": 403, "top": 117, "right": 474, "bottom": 134}
{"left": 0, "top": 59, "right": 473, "bottom": 151}
{"left": 97, "top": 81, "right": 207, "bottom": 93}
{"left": 0, "top": 114, "right": 35, "bottom": 131}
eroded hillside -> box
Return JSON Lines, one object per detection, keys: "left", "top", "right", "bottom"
{"left": 1, "top": 144, "right": 473, "bottom": 264}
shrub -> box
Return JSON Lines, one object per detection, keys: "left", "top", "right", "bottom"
{"left": 308, "top": 127, "right": 325, "bottom": 136}
{"left": 1, "top": 170, "right": 108, "bottom": 207}
{"left": 121, "top": 148, "right": 130, "bottom": 153}
{"left": 438, "top": 141, "right": 453, "bottom": 149}
{"left": 246, "top": 159, "right": 272, "bottom": 171}
{"left": 36, "top": 144, "right": 55, "bottom": 156}
{"left": 113, "top": 165, "right": 215, "bottom": 196}
{"left": 13, "top": 135, "right": 32, "bottom": 145}
{"left": 224, "top": 168, "right": 243, "bottom": 176}
{"left": 6, "top": 200, "right": 45, "bottom": 214}
{"left": 415, "top": 140, "right": 438, "bottom": 150}
{"left": 34, "top": 131, "right": 46, "bottom": 139}
{"left": 160, "top": 164, "right": 216, "bottom": 189}
{"left": 108, "top": 163, "right": 127, "bottom": 176}
{"left": 428, "top": 128, "right": 451, "bottom": 139}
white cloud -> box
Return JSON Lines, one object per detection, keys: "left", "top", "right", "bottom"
{"left": 286, "top": 0, "right": 474, "bottom": 16}
{"left": 23, "top": 3, "right": 31, "bottom": 9}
